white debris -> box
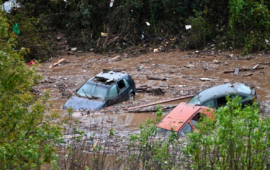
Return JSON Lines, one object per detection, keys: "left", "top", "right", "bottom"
{"left": 185, "top": 25, "right": 192, "bottom": 30}
{"left": 265, "top": 39, "right": 270, "bottom": 45}
{"left": 153, "top": 49, "right": 159, "bottom": 53}
{"left": 199, "top": 78, "right": 212, "bottom": 81}
{"left": 253, "top": 64, "right": 259, "bottom": 69}
{"left": 101, "top": 32, "right": 108, "bottom": 37}
{"left": 213, "top": 59, "right": 221, "bottom": 64}
{"left": 2, "top": 0, "right": 23, "bottom": 13}
{"left": 146, "top": 22, "right": 150, "bottom": 26}
{"left": 110, "top": 0, "right": 114, "bottom": 7}
{"left": 71, "top": 47, "right": 77, "bottom": 51}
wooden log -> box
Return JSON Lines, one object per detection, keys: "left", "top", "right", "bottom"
{"left": 103, "top": 68, "right": 126, "bottom": 72}
{"left": 242, "top": 73, "right": 253, "bottom": 77}
{"left": 128, "top": 105, "right": 177, "bottom": 113}
{"left": 128, "top": 95, "right": 194, "bottom": 111}
{"left": 49, "top": 58, "right": 65, "bottom": 68}
{"left": 90, "top": 140, "right": 99, "bottom": 151}
{"left": 108, "top": 55, "right": 121, "bottom": 62}
{"left": 146, "top": 75, "right": 167, "bottom": 81}
{"left": 224, "top": 67, "right": 264, "bottom": 73}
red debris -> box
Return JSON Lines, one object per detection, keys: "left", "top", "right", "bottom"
{"left": 28, "top": 60, "right": 35, "bottom": 66}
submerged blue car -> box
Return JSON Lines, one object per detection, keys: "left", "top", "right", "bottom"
{"left": 63, "top": 70, "right": 136, "bottom": 110}
{"left": 187, "top": 82, "right": 260, "bottom": 108}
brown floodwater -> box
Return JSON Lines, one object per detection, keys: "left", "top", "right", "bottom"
{"left": 37, "top": 50, "right": 270, "bottom": 132}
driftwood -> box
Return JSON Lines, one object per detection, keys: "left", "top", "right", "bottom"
{"left": 242, "top": 73, "right": 253, "bottom": 77}
{"left": 224, "top": 67, "right": 264, "bottom": 73}
{"left": 108, "top": 55, "right": 121, "bottom": 62}
{"left": 146, "top": 75, "right": 167, "bottom": 81}
{"left": 128, "top": 95, "right": 194, "bottom": 111}
{"left": 136, "top": 86, "right": 164, "bottom": 95}
{"left": 128, "top": 105, "right": 177, "bottom": 113}
{"left": 49, "top": 58, "right": 65, "bottom": 68}
{"left": 103, "top": 68, "right": 127, "bottom": 72}
{"left": 136, "top": 85, "right": 165, "bottom": 95}
{"left": 258, "top": 62, "right": 270, "bottom": 65}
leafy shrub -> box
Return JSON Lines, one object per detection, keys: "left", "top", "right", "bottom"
{"left": 0, "top": 11, "right": 62, "bottom": 168}
{"left": 184, "top": 96, "right": 270, "bottom": 169}
{"left": 229, "top": 0, "right": 270, "bottom": 53}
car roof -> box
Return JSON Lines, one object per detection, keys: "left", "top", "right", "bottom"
{"left": 87, "top": 71, "right": 128, "bottom": 86}
{"left": 196, "top": 82, "right": 252, "bottom": 103}
{"left": 95, "top": 71, "right": 127, "bottom": 80}
{"left": 157, "top": 103, "right": 213, "bottom": 132}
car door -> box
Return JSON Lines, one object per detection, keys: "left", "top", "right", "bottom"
{"left": 107, "top": 84, "right": 121, "bottom": 106}
{"left": 117, "top": 79, "right": 130, "bottom": 101}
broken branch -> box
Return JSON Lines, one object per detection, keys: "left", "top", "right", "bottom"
{"left": 128, "top": 95, "right": 194, "bottom": 111}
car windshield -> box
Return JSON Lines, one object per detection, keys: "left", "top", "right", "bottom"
{"left": 77, "top": 83, "right": 108, "bottom": 101}
{"left": 187, "top": 94, "right": 201, "bottom": 105}
{"left": 157, "top": 128, "right": 175, "bottom": 138}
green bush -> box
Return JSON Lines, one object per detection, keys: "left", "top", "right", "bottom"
{"left": 184, "top": 96, "right": 270, "bottom": 169}
{"left": 229, "top": 0, "right": 270, "bottom": 53}
{"left": 0, "top": 11, "right": 61, "bottom": 168}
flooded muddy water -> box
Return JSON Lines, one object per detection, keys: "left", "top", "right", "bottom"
{"left": 36, "top": 50, "right": 270, "bottom": 133}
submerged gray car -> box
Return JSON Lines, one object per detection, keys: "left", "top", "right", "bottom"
{"left": 63, "top": 70, "right": 136, "bottom": 110}
{"left": 187, "top": 82, "right": 260, "bottom": 108}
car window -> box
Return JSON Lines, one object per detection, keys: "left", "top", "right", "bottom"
{"left": 217, "top": 96, "right": 227, "bottom": 107}
{"left": 157, "top": 128, "right": 174, "bottom": 138}
{"left": 188, "top": 94, "right": 200, "bottom": 105}
{"left": 191, "top": 113, "right": 202, "bottom": 128}
{"left": 179, "top": 123, "right": 192, "bottom": 137}
{"left": 77, "top": 83, "right": 108, "bottom": 100}
{"left": 109, "top": 84, "right": 118, "bottom": 99}
{"left": 123, "top": 79, "right": 130, "bottom": 88}
{"left": 117, "top": 79, "right": 128, "bottom": 92}
{"left": 191, "top": 120, "right": 198, "bottom": 128}
{"left": 202, "top": 100, "right": 215, "bottom": 108}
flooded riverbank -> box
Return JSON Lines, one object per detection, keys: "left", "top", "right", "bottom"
{"left": 35, "top": 50, "right": 270, "bottom": 134}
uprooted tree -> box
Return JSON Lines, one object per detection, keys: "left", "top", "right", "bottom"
{"left": 0, "top": 11, "right": 61, "bottom": 168}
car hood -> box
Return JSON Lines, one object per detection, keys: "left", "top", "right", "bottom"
{"left": 63, "top": 96, "right": 106, "bottom": 111}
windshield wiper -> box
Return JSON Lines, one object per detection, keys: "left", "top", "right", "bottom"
{"left": 91, "top": 95, "right": 101, "bottom": 99}
{"left": 82, "top": 89, "right": 92, "bottom": 99}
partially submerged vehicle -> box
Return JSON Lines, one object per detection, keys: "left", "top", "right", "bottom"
{"left": 187, "top": 82, "right": 260, "bottom": 108}
{"left": 157, "top": 103, "right": 214, "bottom": 138}
{"left": 63, "top": 70, "right": 136, "bottom": 110}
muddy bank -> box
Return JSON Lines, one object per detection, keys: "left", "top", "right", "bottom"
{"left": 35, "top": 50, "right": 270, "bottom": 135}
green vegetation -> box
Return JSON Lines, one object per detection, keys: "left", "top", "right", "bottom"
{"left": 184, "top": 96, "right": 270, "bottom": 169}
{"left": 53, "top": 97, "right": 269, "bottom": 169}
{"left": 128, "top": 105, "right": 182, "bottom": 169}
{"left": 4, "top": 0, "right": 269, "bottom": 56}
{"left": 0, "top": 11, "right": 61, "bottom": 168}
{"left": 1, "top": 0, "right": 270, "bottom": 168}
